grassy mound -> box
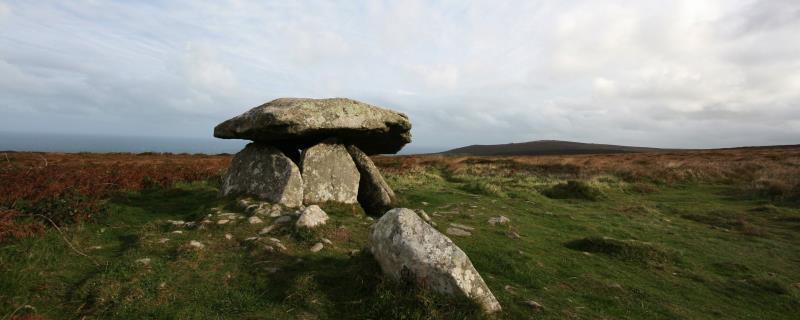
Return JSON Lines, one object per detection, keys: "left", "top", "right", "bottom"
{"left": 565, "top": 236, "right": 678, "bottom": 266}
{"left": 542, "top": 180, "right": 605, "bottom": 201}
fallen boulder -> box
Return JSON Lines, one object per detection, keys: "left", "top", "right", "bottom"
{"left": 369, "top": 208, "right": 501, "bottom": 313}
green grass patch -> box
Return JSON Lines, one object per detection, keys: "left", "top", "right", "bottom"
{"left": 3, "top": 171, "right": 800, "bottom": 319}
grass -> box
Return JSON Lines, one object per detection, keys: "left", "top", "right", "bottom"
{"left": 2, "top": 152, "right": 800, "bottom": 319}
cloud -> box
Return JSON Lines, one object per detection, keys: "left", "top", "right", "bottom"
{"left": 0, "top": 0, "right": 798, "bottom": 149}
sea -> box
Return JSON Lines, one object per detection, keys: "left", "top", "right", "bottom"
{"left": 0, "top": 131, "right": 442, "bottom": 155}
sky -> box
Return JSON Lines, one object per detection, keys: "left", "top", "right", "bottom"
{"left": 1, "top": 0, "right": 799, "bottom": 151}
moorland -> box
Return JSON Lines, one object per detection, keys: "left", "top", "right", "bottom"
{"left": 1, "top": 147, "right": 799, "bottom": 319}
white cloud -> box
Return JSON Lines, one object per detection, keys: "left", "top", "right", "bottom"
{"left": 0, "top": 2, "right": 8, "bottom": 18}
{"left": 0, "top": 0, "right": 798, "bottom": 148}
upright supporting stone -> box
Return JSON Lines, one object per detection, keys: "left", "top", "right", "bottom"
{"left": 346, "top": 145, "right": 395, "bottom": 216}
{"left": 221, "top": 143, "right": 304, "bottom": 207}
{"left": 301, "top": 139, "right": 360, "bottom": 204}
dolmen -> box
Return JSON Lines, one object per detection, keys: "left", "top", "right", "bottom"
{"left": 214, "top": 97, "right": 410, "bottom": 216}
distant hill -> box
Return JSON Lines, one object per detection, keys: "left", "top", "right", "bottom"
{"left": 440, "top": 140, "right": 674, "bottom": 156}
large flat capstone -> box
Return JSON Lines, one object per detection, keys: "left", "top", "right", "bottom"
{"left": 369, "top": 208, "right": 502, "bottom": 313}
{"left": 301, "top": 139, "right": 360, "bottom": 204}
{"left": 220, "top": 143, "right": 304, "bottom": 207}
{"left": 214, "top": 98, "right": 411, "bottom": 155}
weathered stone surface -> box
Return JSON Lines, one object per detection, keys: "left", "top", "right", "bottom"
{"left": 369, "top": 208, "right": 502, "bottom": 313}
{"left": 214, "top": 98, "right": 412, "bottom": 155}
{"left": 446, "top": 227, "right": 472, "bottom": 237}
{"left": 220, "top": 143, "right": 303, "bottom": 207}
{"left": 296, "top": 205, "right": 329, "bottom": 228}
{"left": 301, "top": 140, "right": 360, "bottom": 204}
{"left": 346, "top": 145, "right": 396, "bottom": 216}
{"left": 488, "top": 216, "right": 510, "bottom": 226}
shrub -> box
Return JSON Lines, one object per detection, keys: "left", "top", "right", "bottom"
{"left": 542, "top": 180, "right": 605, "bottom": 201}
{"left": 462, "top": 180, "right": 507, "bottom": 198}
{"left": 565, "top": 236, "right": 677, "bottom": 266}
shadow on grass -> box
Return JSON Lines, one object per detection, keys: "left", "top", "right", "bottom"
{"left": 108, "top": 184, "right": 221, "bottom": 222}
{"left": 242, "top": 249, "right": 485, "bottom": 319}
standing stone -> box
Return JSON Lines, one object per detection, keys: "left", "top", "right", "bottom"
{"left": 346, "top": 145, "right": 396, "bottom": 217}
{"left": 301, "top": 139, "right": 360, "bottom": 204}
{"left": 369, "top": 208, "right": 502, "bottom": 313}
{"left": 221, "top": 143, "right": 304, "bottom": 207}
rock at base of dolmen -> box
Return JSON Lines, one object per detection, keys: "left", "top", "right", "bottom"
{"left": 301, "top": 139, "right": 360, "bottom": 204}
{"left": 369, "top": 208, "right": 502, "bottom": 314}
{"left": 221, "top": 143, "right": 303, "bottom": 207}
{"left": 346, "top": 145, "right": 395, "bottom": 216}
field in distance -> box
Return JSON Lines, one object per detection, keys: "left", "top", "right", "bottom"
{"left": 1, "top": 147, "right": 799, "bottom": 319}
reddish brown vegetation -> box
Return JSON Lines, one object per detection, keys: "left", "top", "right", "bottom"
{"left": 0, "top": 152, "right": 230, "bottom": 241}
{"left": 374, "top": 147, "right": 800, "bottom": 198}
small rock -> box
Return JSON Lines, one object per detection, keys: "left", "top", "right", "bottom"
{"left": 365, "top": 216, "right": 374, "bottom": 221}
{"left": 245, "top": 237, "right": 259, "bottom": 241}
{"left": 224, "top": 234, "right": 233, "bottom": 240}
{"left": 449, "top": 223, "right": 475, "bottom": 231}
{"left": 188, "top": 240, "right": 205, "bottom": 249}
{"left": 172, "top": 230, "right": 184, "bottom": 234}
{"left": 349, "top": 249, "right": 360, "bottom": 256}
{"left": 274, "top": 242, "right": 288, "bottom": 251}
{"left": 248, "top": 216, "right": 264, "bottom": 224}
{"left": 136, "top": 258, "right": 151, "bottom": 266}
{"left": 296, "top": 205, "right": 329, "bottom": 229}
{"left": 522, "top": 300, "right": 543, "bottom": 310}
{"left": 265, "top": 267, "right": 280, "bottom": 274}
{"left": 185, "top": 221, "right": 197, "bottom": 228}
{"left": 219, "top": 212, "right": 239, "bottom": 219}
{"left": 159, "top": 282, "right": 167, "bottom": 289}
{"left": 415, "top": 209, "right": 432, "bottom": 222}
{"left": 88, "top": 245, "right": 103, "bottom": 250}
{"left": 506, "top": 231, "right": 521, "bottom": 239}
{"left": 268, "top": 237, "right": 282, "bottom": 244}
{"left": 421, "top": 201, "right": 429, "bottom": 206}
{"left": 310, "top": 242, "right": 324, "bottom": 252}
{"left": 238, "top": 198, "right": 253, "bottom": 209}
{"left": 201, "top": 219, "right": 213, "bottom": 225}
{"left": 245, "top": 204, "right": 259, "bottom": 213}
{"left": 157, "top": 238, "right": 170, "bottom": 244}
{"left": 263, "top": 245, "right": 275, "bottom": 252}
{"left": 321, "top": 238, "right": 332, "bottom": 245}
{"left": 259, "top": 225, "right": 277, "bottom": 235}
{"left": 504, "top": 285, "right": 516, "bottom": 294}
{"left": 217, "top": 219, "right": 230, "bottom": 225}
{"left": 488, "top": 216, "right": 510, "bottom": 226}
{"left": 167, "top": 220, "right": 185, "bottom": 226}
{"left": 446, "top": 227, "right": 472, "bottom": 237}
{"left": 273, "top": 215, "right": 293, "bottom": 225}
{"left": 268, "top": 210, "right": 283, "bottom": 218}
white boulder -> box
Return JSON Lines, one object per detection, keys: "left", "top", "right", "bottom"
{"left": 369, "top": 208, "right": 501, "bottom": 313}
{"left": 295, "top": 205, "right": 329, "bottom": 229}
